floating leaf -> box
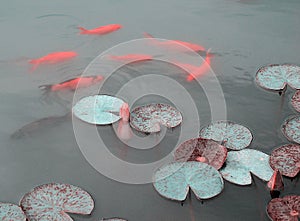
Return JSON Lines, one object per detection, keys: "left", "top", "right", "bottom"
{"left": 199, "top": 121, "right": 252, "bottom": 150}
{"left": 292, "top": 90, "right": 300, "bottom": 112}
{"left": 267, "top": 195, "right": 300, "bottom": 221}
{"left": 255, "top": 64, "right": 300, "bottom": 91}
{"left": 220, "top": 149, "right": 273, "bottom": 185}
{"left": 269, "top": 144, "right": 300, "bottom": 178}
{"left": 0, "top": 203, "right": 26, "bottom": 221}
{"left": 20, "top": 183, "right": 94, "bottom": 221}
{"left": 153, "top": 162, "right": 224, "bottom": 201}
{"left": 101, "top": 218, "right": 127, "bottom": 221}
{"left": 282, "top": 115, "right": 300, "bottom": 144}
{"left": 130, "top": 103, "right": 182, "bottom": 133}
{"left": 73, "top": 95, "right": 125, "bottom": 125}
{"left": 173, "top": 138, "right": 227, "bottom": 170}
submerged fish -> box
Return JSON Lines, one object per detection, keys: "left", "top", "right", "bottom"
{"left": 39, "top": 75, "right": 104, "bottom": 92}
{"left": 78, "top": 24, "right": 122, "bottom": 35}
{"left": 109, "top": 54, "right": 153, "bottom": 63}
{"left": 144, "top": 32, "right": 206, "bottom": 52}
{"left": 11, "top": 113, "right": 71, "bottom": 139}
{"left": 29, "top": 51, "right": 78, "bottom": 71}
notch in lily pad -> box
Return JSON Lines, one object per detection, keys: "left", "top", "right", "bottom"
{"left": 20, "top": 183, "right": 94, "bottom": 221}
{"left": 174, "top": 138, "right": 227, "bottom": 170}
{"left": 255, "top": 64, "right": 300, "bottom": 95}
{"left": 0, "top": 203, "right": 26, "bottom": 221}
{"left": 267, "top": 195, "right": 300, "bottom": 221}
{"left": 73, "top": 95, "right": 126, "bottom": 125}
{"left": 153, "top": 162, "right": 224, "bottom": 201}
{"left": 281, "top": 115, "right": 300, "bottom": 144}
{"left": 130, "top": 103, "right": 182, "bottom": 133}
{"left": 269, "top": 144, "right": 300, "bottom": 178}
{"left": 199, "top": 121, "right": 253, "bottom": 150}
{"left": 220, "top": 149, "right": 274, "bottom": 185}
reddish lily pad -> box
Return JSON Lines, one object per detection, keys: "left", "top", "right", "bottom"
{"left": 173, "top": 138, "right": 227, "bottom": 170}
{"left": 73, "top": 95, "right": 125, "bottom": 125}
{"left": 269, "top": 144, "right": 300, "bottom": 178}
{"left": 20, "top": 183, "right": 94, "bottom": 221}
{"left": 130, "top": 103, "right": 182, "bottom": 133}
{"left": 0, "top": 203, "right": 26, "bottom": 221}
{"left": 267, "top": 195, "right": 300, "bottom": 221}
{"left": 220, "top": 149, "right": 274, "bottom": 185}
{"left": 153, "top": 162, "right": 224, "bottom": 201}
{"left": 291, "top": 90, "right": 300, "bottom": 112}
{"left": 255, "top": 64, "right": 300, "bottom": 91}
{"left": 199, "top": 121, "right": 252, "bottom": 150}
{"left": 282, "top": 115, "right": 300, "bottom": 144}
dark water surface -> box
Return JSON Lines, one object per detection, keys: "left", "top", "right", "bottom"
{"left": 1, "top": 0, "right": 300, "bottom": 220}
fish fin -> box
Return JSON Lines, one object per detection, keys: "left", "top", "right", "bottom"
{"left": 143, "top": 32, "right": 154, "bottom": 38}
{"left": 78, "top": 26, "right": 88, "bottom": 34}
{"left": 29, "top": 59, "right": 39, "bottom": 72}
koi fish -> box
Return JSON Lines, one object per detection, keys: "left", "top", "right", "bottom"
{"left": 39, "top": 75, "right": 104, "bottom": 92}
{"left": 78, "top": 24, "right": 122, "bottom": 35}
{"left": 109, "top": 54, "right": 153, "bottom": 63}
{"left": 29, "top": 51, "right": 78, "bottom": 71}
{"left": 119, "top": 103, "right": 130, "bottom": 122}
{"left": 186, "top": 51, "right": 213, "bottom": 81}
{"left": 144, "top": 32, "right": 206, "bottom": 52}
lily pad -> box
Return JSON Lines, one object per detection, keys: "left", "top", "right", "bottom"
{"left": 199, "top": 121, "right": 252, "bottom": 150}
{"left": 130, "top": 103, "right": 182, "bottom": 133}
{"left": 291, "top": 90, "right": 300, "bottom": 112}
{"left": 220, "top": 149, "right": 274, "bottom": 185}
{"left": 20, "top": 183, "right": 94, "bottom": 221}
{"left": 255, "top": 64, "right": 300, "bottom": 91}
{"left": 0, "top": 203, "right": 26, "bottom": 221}
{"left": 267, "top": 195, "right": 300, "bottom": 221}
{"left": 173, "top": 138, "right": 227, "bottom": 170}
{"left": 73, "top": 95, "right": 125, "bottom": 125}
{"left": 282, "top": 115, "right": 300, "bottom": 144}
{"left": 153, "top": 162, "right": 224, "bottom": 201}
{"left": 269, "top": 144, "right": 300, "bottom": 177}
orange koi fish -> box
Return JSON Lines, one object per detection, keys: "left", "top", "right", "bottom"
{"left": 39, "top": 75, "right": 103, "bottom": 92}
{"left": 29, "top": 51, "right": 78, "bottom": 71}
{"left": 144, "top": 33, "right": 206, "bottom": 52}
{"left": 78, "top": 24, "right": 122, "bottom": 35}
{"left": 109, "top": 54, "right": 153, "bottom": 63}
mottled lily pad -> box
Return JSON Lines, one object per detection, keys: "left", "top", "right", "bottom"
{"left": 73, "top": 95, "right": 125, "bottom": 125}
{"left": 0, "top": 203, "right": 26, "bottom": 221}
{"left": 291, "top": 90, "right": 300, "bottom": 112}
{"left": 220, "top": 149, "right": 273, "bottom": 185}
{"left": 153, "top": 162, "right": 224, "bottom": 201}
{"left": 282, "top": 115, "right": 300, "bottom": 144}
{"left": 267, "top": 195, "right": 300, "bottom": 221}
{"left": 101, "top": 218, "right": 127, "bottom": 221}
{"left": 130, "top": 103, "right": 182, "bottom": 133}
{"left": 20, "top": 183, "right": 94, "bottom": 221}
{"left": 269, "top": 144, "right": 300, "bottom": 177}
{"left": 174, "top": 138, "right": 227, "bottom": 170}
{"left": 255, "top": 64, "right": 300, "bottom": 91}
{"left": 199, "top": 121, "right": 252, "bottom": 150}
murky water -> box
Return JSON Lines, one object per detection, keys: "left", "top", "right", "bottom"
{"left": 0, "top": 0, "right": 299, "bottom": 220}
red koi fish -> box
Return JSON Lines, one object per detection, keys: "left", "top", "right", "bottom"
{"left": 29, "top": 51, "right": 78, "bottom": 71}
{"left": 267, "top": 169, "right": 284, "bottom": 192}
{"left": 174, "top": 51, "right": 213, "bottom": 81}
{"left": 39, "top": 75, "right": 103, "bottom": 92}
{"left": 144, "top": 32, "right": 206, "bottom": 52}
{"left": 109, "top": 54, "right": 153, "bottom": 63}
{"left": 78, "top": 24, "right": 122, "bottom": 35}
{"left": 119, "top": 103, "right": 130, "bottom": 122}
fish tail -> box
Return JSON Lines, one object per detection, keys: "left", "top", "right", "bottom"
{"left": 143, "top": 32, "right": 154, "bottom": 38}
{"left": 78, "top": 26, "right": 88, "bottom": 34}
{"left": 29, "top": 59, "right": 39, "bottom": 72}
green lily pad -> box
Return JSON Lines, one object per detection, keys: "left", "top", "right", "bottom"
{"left": 255, "top": 64, "right": 300, "bottom": 91}
{"left": 73, "top": 95, "right": 125, "bottom": 125}
{"left": 20, "top": 183, "right": 94, "bottom": 221}
{"left": 282, "top": 115, "right": 300, "bottom": 144}
{"left": 220, "top": 149, "right": 274, "bottom": 185}
{"left": 0, "top": 203, "right": 26, "bottom": 221}
{"left": 153, "top": 162, "right": 224, "bottom": 201}
{"left": 199, "top": 121, "right": 252, "bottom": 150}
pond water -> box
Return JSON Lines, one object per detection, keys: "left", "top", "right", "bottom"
{"left": 0, "top": 0, "right": 299, "bottom": 220}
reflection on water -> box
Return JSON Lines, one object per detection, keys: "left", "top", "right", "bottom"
{"left": 0, "top": 0, "right": 300, "bottom": 220}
